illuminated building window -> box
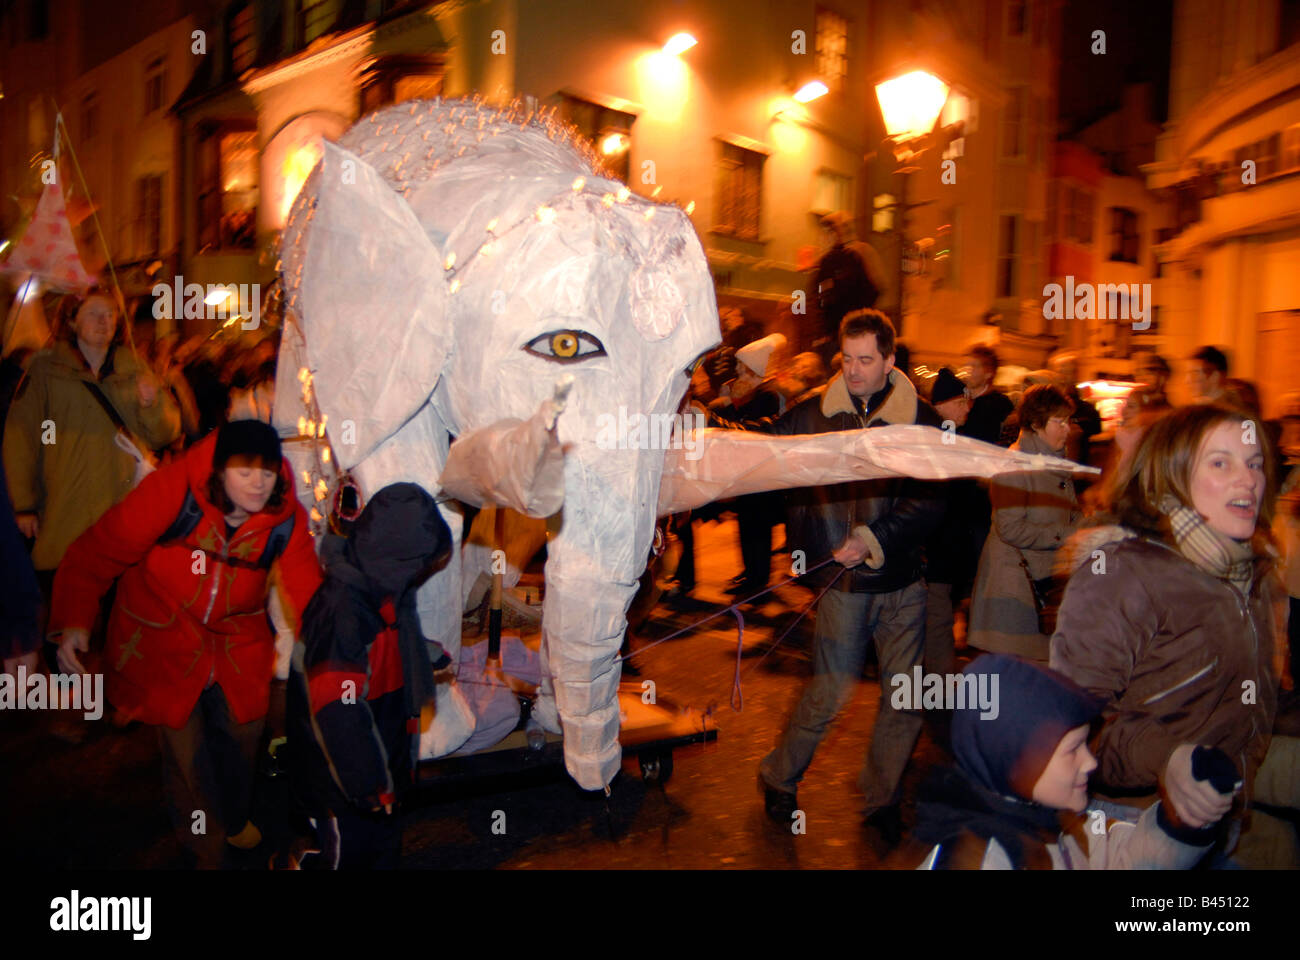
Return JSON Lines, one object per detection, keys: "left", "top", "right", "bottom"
{"left": 135, "top": 175, "right": 163, "bottom": 257}
{"left": 81, "top": 93, "right": 99, "bottom": 142}
{"left": 714, "top": 140, "right": 764, "bottom": 242}
{"left": 197, "top": 125, "right": 258, "bottom": 252}
{"left": 1282, "top": 124, "right": 1300, "bottom": 174}
{"left": 359, "top": 56, "right": 445, "bottom": 115}
{"left": 228, "top": 4, "right": 257, "bottom": 77}
{"left": 144, "top": 57, "right": 166, "bottom": 115}
{"left": 812, "top": 170, "right": 852, "bottom": 216}
{"left": 1108, "top": 208, "right": 1139, "bottom": 264}
{"left": 872, "top": 193, "right": 895, "bottom": 233}
{"left": 557, "top": 94, "right": 635, "bottom": 183}
{"left": 298, "top": 0, "right": 339, "bottom": 47}
{"left": 815, "top": 7, "right": 849, "bottom": 93}
{"left": 996, "top": 214, "right": 1019, "bottom": 298}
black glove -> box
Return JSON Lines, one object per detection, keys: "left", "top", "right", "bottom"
{"left": 1156, "top": 746, "right": 1240, "bottom": 845}
{"left": 1191, "top": 745, "right": 1241, "bottom": 795}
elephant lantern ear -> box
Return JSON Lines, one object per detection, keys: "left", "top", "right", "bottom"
{"left": 291, "top": 140, "right": 450, "bottom": 470}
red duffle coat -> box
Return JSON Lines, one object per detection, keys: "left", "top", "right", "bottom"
{"left": 51, "top": 431, "right": 323, "bottom": 728}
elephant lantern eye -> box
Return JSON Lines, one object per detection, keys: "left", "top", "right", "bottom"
{"left": 523, "top": 330, "right": 606, "bottom": 363}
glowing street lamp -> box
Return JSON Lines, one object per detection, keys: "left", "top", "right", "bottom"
{"left": 793, "top": 80, "right": 829, "bottom": 104}
{"left": 874, "top": 70, "right": 950, "bottom": 145}
{"left": 872, "top": 69, "right": 950, "bottom": 336}
{"left": 663, "top": 32, "right": 697, "bottom": 56}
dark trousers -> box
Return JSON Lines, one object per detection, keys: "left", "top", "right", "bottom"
{"left": 736, "top": 493, "right": 773, "bottom": 590}
{"left": 674, "top": 513, "right": 696, "bottom": 592}
{"left": 336, "top": 809, "right": 403, "bottom": 869}
{"left": 1290, "top": 597, "right": 1298, "bottom": 681}
{"left": 157, "top": 683, "right": 264, "bottom": 869}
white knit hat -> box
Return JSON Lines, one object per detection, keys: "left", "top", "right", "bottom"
{"left": 735, "top": 333, "right": 787, "bottom": 378}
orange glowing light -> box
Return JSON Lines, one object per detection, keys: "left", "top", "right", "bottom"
{"left": 281, "top": 140, "right": 324, "bottom": 222}
{"left": 663, "top": 33, "right": 697, "bottom": 56}
{"left": 793, "top": 81, "right": 829, "bottom": 103}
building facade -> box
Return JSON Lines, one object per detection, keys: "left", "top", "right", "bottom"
{"left": 162, "top": 0, "right": 875, "bottom": 341}
{"left": 1144, "top": 0, "right": 1300, "bottom": 413}
{"left": 856, "top": 0, "right": 1065, "bottom": 372}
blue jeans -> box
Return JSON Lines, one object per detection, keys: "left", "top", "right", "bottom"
{"left": 760, "top": 580, "right": 927, "bottom": 814}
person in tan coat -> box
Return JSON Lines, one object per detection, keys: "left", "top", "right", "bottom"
{"left": 3, "top": 293, "right": 181, "bottom": 589}
{"left": 967, "top": 385, "right": 1079, "bottom": 661}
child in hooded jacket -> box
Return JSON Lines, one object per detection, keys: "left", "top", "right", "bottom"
{"left": 911, "top": 654, "right": 1238, "bottom": 869}
{"left": 287, "top": 482, "right": 453, "bottom": 869}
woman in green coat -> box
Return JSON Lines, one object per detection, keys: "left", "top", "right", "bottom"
{"left": 3, "top": 293, "right": 181, "bottom": 593}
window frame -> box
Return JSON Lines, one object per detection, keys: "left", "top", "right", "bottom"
{"left": 195, "top": 120, "right": 259, "bottom": 254}
{"left": 996, "top": 213, "right": 1019, "bottom": 299}
{"left": 144, "top": 56, "right": 166, "bottom": 116}
{"left": 814, "top": 6, "right": 850, "bottom": 94}
{"left": 712, "top": 137, "right": 766, "bottom": 243}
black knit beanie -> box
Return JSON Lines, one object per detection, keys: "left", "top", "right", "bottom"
{"left": 213, "top": 419, "right": 283, "bottom": 469}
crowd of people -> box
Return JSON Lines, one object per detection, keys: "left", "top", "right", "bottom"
{"left": 2, "top": 268, "right": 1299, "bottom": 870}
{"left": 676, "top": 287, "right": 1298, "bottom": 868}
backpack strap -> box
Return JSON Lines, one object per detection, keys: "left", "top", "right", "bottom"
{"left": 158, "top": 489, "right": 204, "bottom": 545}
{"left": 256, "top": 511, "right": 295, "bottom": 569}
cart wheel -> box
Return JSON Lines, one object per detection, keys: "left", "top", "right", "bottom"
{"left": 638, "top": 750, "right": 674, "bottom": 785}
{"left": 638, "top": 752, "right": 661, "bottom": 782}
{"left": 658, "top": 750, "right": 674, "bottom": 784}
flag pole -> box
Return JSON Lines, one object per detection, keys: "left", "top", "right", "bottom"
{"left": 50, "top": 102, "right": 140, "bottom": 360}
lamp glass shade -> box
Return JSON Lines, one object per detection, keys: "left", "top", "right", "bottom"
{"left": 793, "top": 81, "right": 829, "bottom": 103}
{"left": 663, "top": 32, "right": 697, "bottom": 55}
{"left": 874, "top": 70, "right": 950, "bottom": 141}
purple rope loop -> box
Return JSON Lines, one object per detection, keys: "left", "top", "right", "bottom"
{"left": 729, "top": 606, "right": 746, "bottom": 711}
{"left": 613, "top": 555, "right": 838, "bottom": 665}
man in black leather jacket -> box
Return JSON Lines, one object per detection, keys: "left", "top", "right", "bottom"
{"left": 708, "top": 309, "right": 944, "bottom": 844}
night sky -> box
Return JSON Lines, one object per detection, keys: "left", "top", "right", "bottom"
{"left": 1057, "top": 0, "right": 1174, "bottom": 132}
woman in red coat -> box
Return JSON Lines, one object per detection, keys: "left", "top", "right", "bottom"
{"left": 51, "top": 420, "right": 322, "bottom": 867}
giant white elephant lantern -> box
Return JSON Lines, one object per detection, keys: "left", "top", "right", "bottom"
{"left": 275, "top": 97, "right": 1095, "bottom": 791}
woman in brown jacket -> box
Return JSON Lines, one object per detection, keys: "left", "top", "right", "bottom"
{"left": 1051, "top": 404, "right": 1296, "bottom": 862}
{"left": 967, "top": 384, "right": 1079, "bottom": 661}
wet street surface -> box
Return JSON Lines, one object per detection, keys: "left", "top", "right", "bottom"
{"left": 3, "top": 516, "right": 956, "bottom": 869}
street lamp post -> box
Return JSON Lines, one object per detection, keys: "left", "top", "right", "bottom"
{"left": 874, "top": 70, "right": 949, "bottom": 337}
